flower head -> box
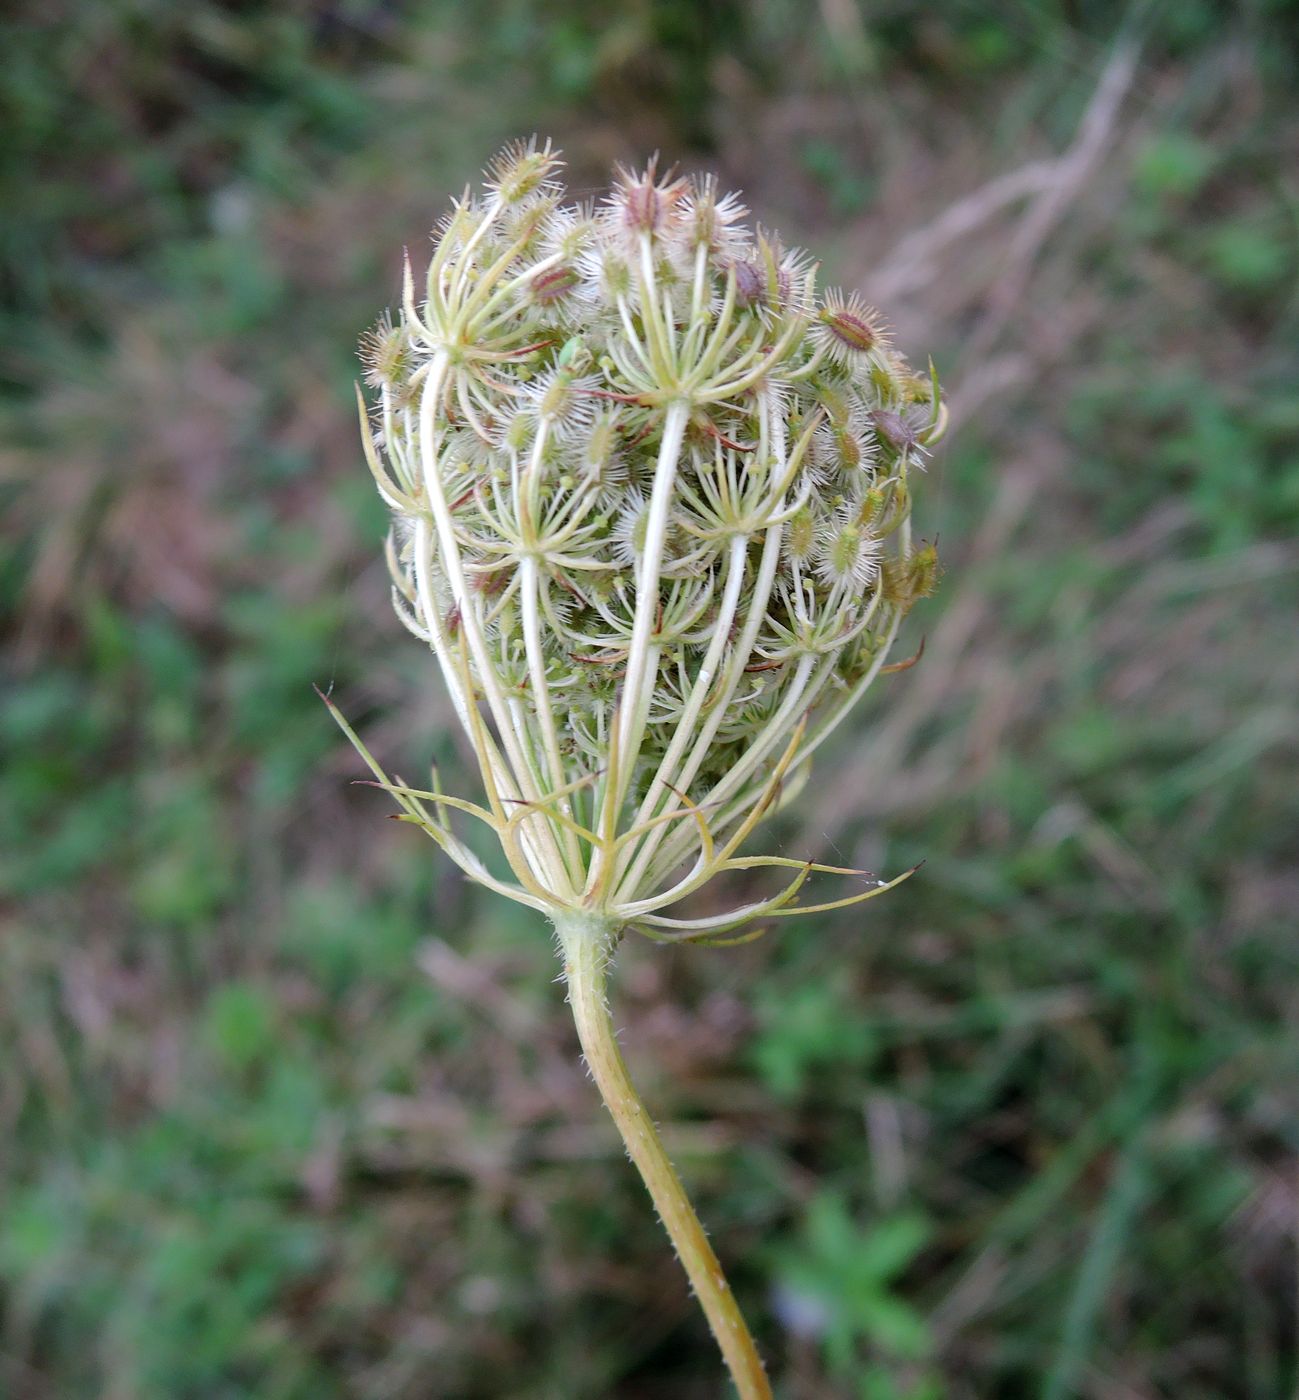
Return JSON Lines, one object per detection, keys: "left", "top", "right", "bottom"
{"left": 346, "top": 144, "right": 947, "bottom": 940}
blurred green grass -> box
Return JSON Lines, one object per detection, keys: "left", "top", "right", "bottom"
{"left": 2, "top": 2, "right": 1298, "bottom": 1397}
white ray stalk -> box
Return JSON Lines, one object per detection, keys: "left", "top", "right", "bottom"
{"left": 596, "top": 400, "right": 689, "bottom": 870}
{"left": 417, "top": 355, "right": 572, "bottom": 894}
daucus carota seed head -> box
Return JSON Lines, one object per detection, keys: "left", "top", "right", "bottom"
{"left": 349, "top": 142, "right": 948, "bottom": 941}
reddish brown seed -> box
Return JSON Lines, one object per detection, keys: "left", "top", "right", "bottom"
{"left": 625, "top": 182, "right": 658, "bottom": 232}
{"left": 871, "top": 409, "right": 918, "bottom": 451}
{"left": 825, "top": 310, "right": 876, "bottom": 352}
{"left": 532, "top": 265, "right": 580, "bottom": 304}
{"left": 733, "top": 260, "right": 765, "bottom": 306}
{"left": 616, "top": 159, "right": 687, "bottom": 236}
{"left": 474, "top": 570, "right": 510, "bottom": 596}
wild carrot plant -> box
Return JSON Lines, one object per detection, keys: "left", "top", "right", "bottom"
{"left": 331, "top": 139, "right": 945, "bottom": 1397}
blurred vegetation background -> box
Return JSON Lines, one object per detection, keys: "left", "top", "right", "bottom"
{"left": 2, "top": 2, "right": 1298, "bottom": 1397}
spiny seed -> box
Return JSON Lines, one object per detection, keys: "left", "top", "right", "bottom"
{"left": 871, "top": 408, "right": 918, "bottom": 451}
{"left": 787, "top": 506, "right": 816, "bottom": 561}
{"left": 825, "top": 309, "right": 876, "bottom": 351}
{"left": 532, "top": 265, "right": 580, "bottom": 304}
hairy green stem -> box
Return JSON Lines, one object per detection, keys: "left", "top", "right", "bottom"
{"left": 554, "top": 912, "right": 772, "bottom": 1400}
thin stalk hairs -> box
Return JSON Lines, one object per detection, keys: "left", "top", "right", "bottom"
{"left": 331, "top": 139, "right": 946, "bottom": 1398}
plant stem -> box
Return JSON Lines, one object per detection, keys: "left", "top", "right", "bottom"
{"left": 555, "top": 911, "right": 772, "bottom": 1400}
